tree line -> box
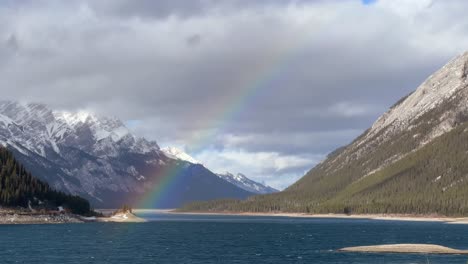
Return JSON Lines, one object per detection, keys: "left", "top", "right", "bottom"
{"left": 179, "top": 107, "right": 468, "bottom": 216}
{"left": 0, "top": 147, "right": 91, "bottom": 215}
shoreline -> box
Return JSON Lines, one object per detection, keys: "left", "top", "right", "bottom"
{"left": 0, "top": 210, "right": 84, "bottom": 224}
{"left": 165, "top": 210, "right": 468, "bottom": 224}
{"left": 5, "top": 208, "right": 468, "bottom": 224}
{"left": 0, "top": 209, "right": 146, "bottom": 225}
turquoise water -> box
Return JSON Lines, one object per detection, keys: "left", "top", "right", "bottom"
{"left": 1, "top": 213, "right": 468, "bottom": 263}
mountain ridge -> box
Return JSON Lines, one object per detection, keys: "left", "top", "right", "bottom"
{"left": 161, "top": 147, "right": 201, "bottom": 165}
{"left": 180, "top": 51, "right": 468, "bottom": 216}
{"left": 160, "top": 147, "right": 278, "bottom": 194}
{"left": 0, "top": 101, "right": 254, "bottom": 208}
{"left": 216, "top": 172, "right": 278, "bottom": 194}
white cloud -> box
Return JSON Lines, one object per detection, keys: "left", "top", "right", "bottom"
{"left": 194, "top": 148, "right": 324, "bottom": 190}
{"left": 327, "top": 102, "right": 378, "bottom": 117}
{"left": 376, "top": 0, "right": 433, "bottom": 18}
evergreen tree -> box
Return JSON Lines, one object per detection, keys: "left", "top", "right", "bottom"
{"left": 0, "top": 147, "right": 91, "bottom": 215}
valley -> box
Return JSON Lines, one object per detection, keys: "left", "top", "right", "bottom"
{"left": 181, "top": 52, "right": 468, "bottom": 216}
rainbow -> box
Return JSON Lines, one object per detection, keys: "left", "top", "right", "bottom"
{"left": 137, "top": 31, "right": 313, "bottom": 208}
{"left": 137, "top": 160, "right": 190, "bottom": 209}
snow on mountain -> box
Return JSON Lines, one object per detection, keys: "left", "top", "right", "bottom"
{"left": 0, "top": 101, "right": 160, "bottom": 159}
{"left": 54, "top": 110, "right": 152, "bottom": 154}
{"left": 161, "top": 147, "right": 201, "bottom": 164}
{"left": 0, "top": 113, "right": 14, "bottom": 126}
{"left": 216, "top": 172, "right": 278, "bottom": 194}
{"left": 0, "top": 101, "right": 253, "bottom": 208}
{"left": 159, "top": 147, "right": 277, "bottom": 194}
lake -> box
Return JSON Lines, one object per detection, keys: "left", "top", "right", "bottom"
{"left": 1, "top": 211, "right": 467, "bottom": 263}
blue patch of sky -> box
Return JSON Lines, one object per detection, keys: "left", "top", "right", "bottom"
{"left": 362, "top": 0, "right": 377, "bottom": 5}
{"left": 125, "top": 119, "right": 142, "bottom": 129}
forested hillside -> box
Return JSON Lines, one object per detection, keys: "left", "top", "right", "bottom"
{"left": 179, "top": 52, "right": 468, "bottom": 216}
{"left": 0, "top": 147, "right": 91, "bottom": 215}
{"left": 180, "top": 122, "right": 468, "bottom": 215}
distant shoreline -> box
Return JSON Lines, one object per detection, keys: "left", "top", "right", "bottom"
{"left": 5, "top": 208, "right": 468, "bottom": 224}
{"left": 163, "top": 210, "right": 468, "bottom": 224}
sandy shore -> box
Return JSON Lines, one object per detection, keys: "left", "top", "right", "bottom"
{"left": 169, "top": 210, "right": 468, "bottom": 224}
{"left": 339, "top": 244, "right": 468, "bottom": 255}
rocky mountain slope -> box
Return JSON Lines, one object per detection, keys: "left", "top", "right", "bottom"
{"left": 181, "top": 52, "right": 468, "bottom": 216}
{"left": 0, "top": 101, "right": 253, "bottom": 208}
{"left": 216, "top": 172, "right": 278, "bottom": 194}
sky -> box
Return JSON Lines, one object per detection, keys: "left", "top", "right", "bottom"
{"left": 0, "top": 0, "right": 467, "bottom": 189}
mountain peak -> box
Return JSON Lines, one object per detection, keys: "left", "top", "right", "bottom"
{"left": 53, "top": 110, "right": 137, "bottom": 144}
{"left": 0, "top": 101, "right": 159, "bottom": 158}
{"left": 54, "top": 110, "right": 96, "bottom": 126}
{"left": 216, "top": 172, "right": 278, "bottom": 194}
{"left": 369, "top": 51, "right": 468, "bottom": 137}
{"left": 161, "top": 147, "right": 200, "bottom": 164}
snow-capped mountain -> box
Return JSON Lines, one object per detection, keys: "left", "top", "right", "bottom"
{"left": 0, "top": 101, "right": 253, "bottom": 208}
{"left": 0, "top": 102, "right": 159, "bottom": 159}
{"left": 160, "top": 147, "right": 277, "bottom": 194}
{"left": 216, "top": 172, "right": 278, "bottom": 194}
{"left": 161, "top": 147, "right": 200, "bottom": 164}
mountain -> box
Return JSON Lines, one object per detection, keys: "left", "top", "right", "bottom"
{"left": 216, "top": 172, "right": 278, "bottom": 194}
{"left": 0, "top": 147, "right": 91, "bottom": 215}
{"left": 0, "top": 101, "right": 253, "bottom": 208}
{"left": 181, "top": 51, "right": 468, "bottom": 216}
{"left": 161, "top": 147, "right": 201, "bottom": 164}
{"left": 160, "top": 147, "right": 277, "bottom": 194}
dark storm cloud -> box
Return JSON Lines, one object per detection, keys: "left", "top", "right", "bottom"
{"left": 0, "top": 0, "right": 467, "bottom": 188}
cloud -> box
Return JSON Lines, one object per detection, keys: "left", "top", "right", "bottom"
{"left": 185, "top": 34, "right": 202, "bottom": 46}
{"left": 327, "top": 102, "right": 379, "bottom": 117}
{"left": 0, "top": 0, "right": 467, "bottom": 188}
{"left": 375, "top": 0, "right": 434, "bottom": 17}
{"left": 195, "top": 148, "right": 324, "bottom": 190}
{"left": 219, "top": 129, "right": 363, "bottom": 155}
